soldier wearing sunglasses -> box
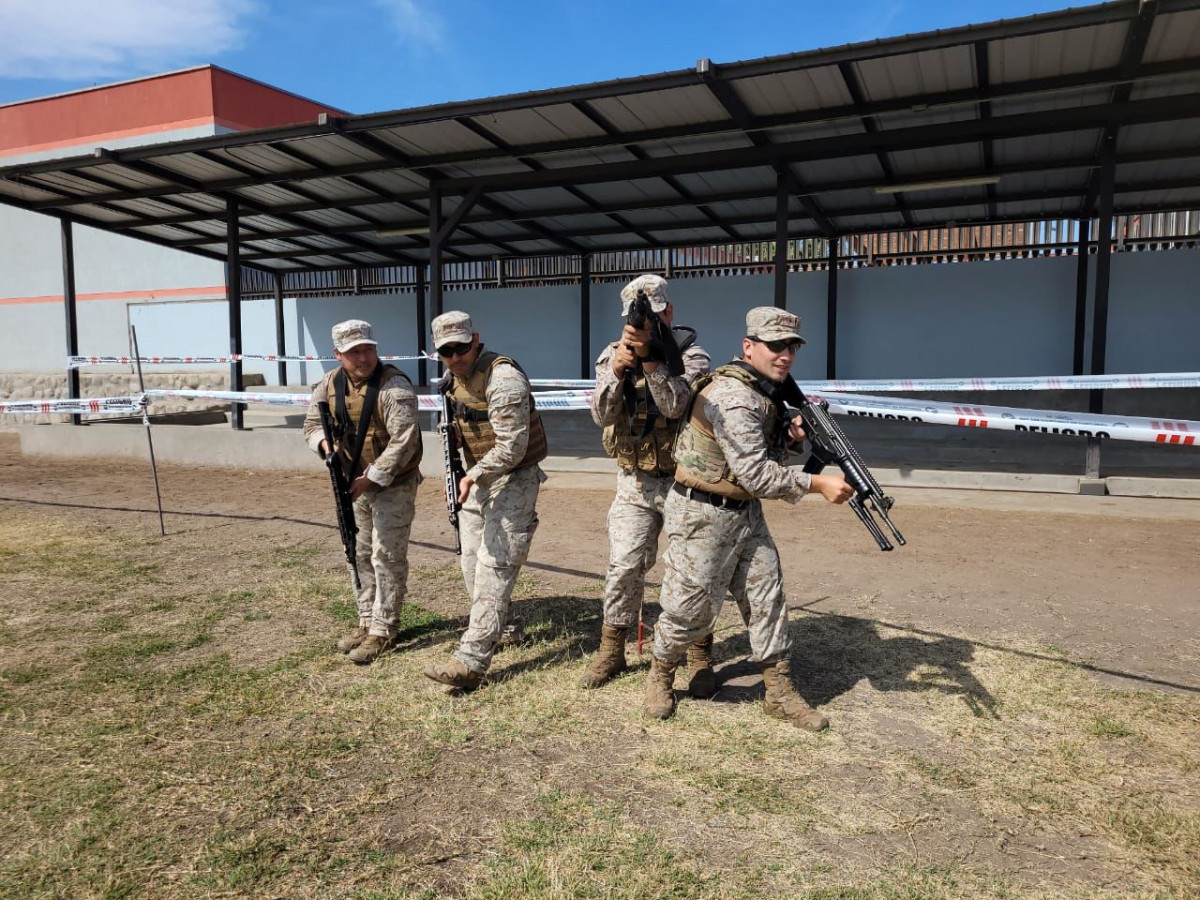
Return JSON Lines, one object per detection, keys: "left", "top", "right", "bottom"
{"left": 644, "top": 307, "right": 853, "bottom": 730}
{"left": 423, "top": 311, "right": 548, "bottom": 692}
{"left": 584, "top": 274, "right": 715, "bottom": 694}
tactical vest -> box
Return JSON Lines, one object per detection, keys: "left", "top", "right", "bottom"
{"left": 326, "top": 364, "right": 422, "bottom": 481}
{"left": 673, "top": 363, "right": 785, "bottom": 500}
{"left": 601, "top": 368, "right": 677, "bottom": 475}
{"left": 447, "top": 350, "right": 548, "bottom": 470}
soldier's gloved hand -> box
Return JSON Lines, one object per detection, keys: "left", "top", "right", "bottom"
{"left": 811, "top": 473, "right": 853, "bottom": 505}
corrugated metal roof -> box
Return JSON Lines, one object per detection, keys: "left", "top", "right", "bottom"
{"left": 0, "top": 0, "right": 1198, "bottom": 271}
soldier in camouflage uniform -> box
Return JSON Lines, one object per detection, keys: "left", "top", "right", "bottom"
{"left": 423, "top": 311, "right": 547, "bottom": 691}
{"left": 644, "top": 307, "right": 853, "bottom": 730}
{"left": 584, "top": 274, "right": 714, "bottom": 693}
{"left": 303, "top": 319, "right": 423, "bottom": 665}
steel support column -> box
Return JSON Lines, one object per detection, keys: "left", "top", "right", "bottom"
{"left": 826, "top": 237, "right": 840, "bottom": 380}
{"left": 1089, "top": 151, "right": 1116, "bottom": 414}
{"left": 1073, "top": 218, "right": 1090, "bottom": 376}
{"left": 273, "top": 273, "right": 287, "bottom": 386}
{"left": 415, "top": 265, "right": 428, "bottom": 387}
{"left": 773, "top": 167, "right": 789, "bottom": 308}
{"left": 428, "top": 186, "right": 444, "bottom": 319}
{"left": 60, "top": 218, "right": 82, "bottom": 426}
{"left": 580, "top": 255, "right": 592, "bottom": 378}
{"left": 226, "top": 199, "right": 244, "bottom": 430}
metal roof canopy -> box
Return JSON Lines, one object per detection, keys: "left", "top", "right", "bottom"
{"left": 2, "top": 0, "right": 1199, "bottom": 276}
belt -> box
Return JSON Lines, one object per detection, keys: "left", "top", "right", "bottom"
{"left": 672, "top": 482, "right": 750, "bottom": 511}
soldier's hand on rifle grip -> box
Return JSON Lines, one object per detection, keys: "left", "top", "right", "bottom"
{"left": 457, "top": 474, "right": 474, "bottom": 505}
{"left": 319, "top": 439, "right": 331, "bottom": 458}
{"left": 612, "top": 340, "right": 639, "bottom": 379}
{"left": 350, "top": 473, "right": 372, "bottom": 501}
{"left": 811, "top": 473, "right": 853, "bottom": 505}
{"left": 622, "top": 322, "right": 652, "bottom": 359}
{"left": 787, "top": 416, "right": 807, "bottom": 445}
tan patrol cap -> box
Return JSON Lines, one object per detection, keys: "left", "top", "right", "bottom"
{"left": 431, "top": 310, "right": 474, "bottom": 349}
{"left": 332, "top": 319, "right": 377, "bottom": 352}
{"left": 745, "top": 307, "right": 805, "bottom": 344}
{"left": 620, "top": 274, "right": 669, "bottom": 316}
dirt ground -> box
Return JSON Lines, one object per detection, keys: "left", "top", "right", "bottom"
{"left": 2, "top": 435, "right": 1197, "bottom": 697}
{"left": 3, "top": 431, "right": 1200, "bottom": 897}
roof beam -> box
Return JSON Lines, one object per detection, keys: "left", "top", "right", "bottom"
{"left": 837, "top": 61, "right": 915, "bottom": 227}
{"left": 974, "top": 40, "right": 999, "bottom": 221}
{"left": 1080, "top": 0, "right": 1161, "bottom": 217}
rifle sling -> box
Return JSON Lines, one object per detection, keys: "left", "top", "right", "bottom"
{"left": 333, "top": 364, "right": 385, "bottom": 480}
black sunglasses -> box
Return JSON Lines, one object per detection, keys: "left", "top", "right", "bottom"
{"left": 437, "top": 341, "right": 473, "bottom": 358}
{"left": 749, "top": 337, "right": 803, "bottom": 353}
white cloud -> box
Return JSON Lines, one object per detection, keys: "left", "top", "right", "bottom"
{"left": 0, "top": 0, "right": 256, "bottom": 80}
{"left": 372, "top": 0, "right": 445, "bottom": 49}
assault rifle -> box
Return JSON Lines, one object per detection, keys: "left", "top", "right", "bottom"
{"left": 778, "top": 376, "right": 906, "bottom": 552}
{"left": 625, "top": 289, "right": 684, "bottom": 377}
{"left": 440, "top": 391, "right": 467, "bottom": 554}
{"left": 317, "top": 401, "right": 361, "bottom": 589}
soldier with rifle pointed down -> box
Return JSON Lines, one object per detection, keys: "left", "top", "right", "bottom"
{"left": 584, "top": 274, "right": 714, "bottom": 693}
{"left": 424, "top": 311, "right": 547, "bottom": 692}
{"left": 645, "top": 307, "right": 853, "bottom": 730}
{"left": 302, "top": 319, "right": 422, "bottom": 665}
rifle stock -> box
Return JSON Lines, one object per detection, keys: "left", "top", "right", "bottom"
{"left": 317, "top": 401, "right": 361, "bottom": 589}
{"left": 780, "top": 376, "right": 906, "bottom": 552}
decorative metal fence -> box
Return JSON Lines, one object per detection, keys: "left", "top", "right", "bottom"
{"left": 242, "top": 211, "right": 1200, "bottom": 299}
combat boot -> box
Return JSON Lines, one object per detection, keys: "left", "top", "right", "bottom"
{"left": 423, "top": 658, "right": 484, "bottom": 691}
{"left": 643, "top": 657, "right": 678, "bottom": 720}
{"left": 761, "top": 658, "right": 828, "bottom": 732}
{"left": 496, "top": 617, "right": 527, "bottom": 651}
{"left": 685, "top": 633, "right": 717, "bottom": 699}
{"left": 582, "top": 624, "right": 627, "bottom": 689}
{"left": 336, "top": 625, "right": 369, "bottom": 654}
{"left": 348, "top": 633, "right": 391, "bottom": 665}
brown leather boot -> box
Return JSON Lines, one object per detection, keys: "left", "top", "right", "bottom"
{"left": 582, "top": 624, "right": 627, "bottom": 689}
{"left": 336, "top": 625, "right": 369, "bottom": 654}
{"left": 423, "top": 658, "right": 484, "bottom": 691}
{"left": 761, "top": 658, "right": 828, "bottom": 732}
{"left": 685, "top": 633, "right": 717, "bottom": 699}
{"left": 643, "top": 657, "right": 678, "bottom": 720}
{"left": 348, "top": 633, "right": 391, "bottom": 665}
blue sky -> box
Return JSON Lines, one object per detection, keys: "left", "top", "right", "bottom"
{"left": 2, "top": 0, "right": 1079, "bottom": 111}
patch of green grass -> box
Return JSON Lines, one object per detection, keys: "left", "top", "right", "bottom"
{"left": 1088, "top": 714, "right": 1135, "bottom": 738}
{"left": 0, "top": 664, "right": 54, "bottom": 685}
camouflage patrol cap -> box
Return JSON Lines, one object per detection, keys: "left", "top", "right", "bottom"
{"left": 431, "top": 310, "right": 474, "bottom": 349}
{"left": 620, "top": 274, "right": 669, "bottom": 316}
{"left": 332, "top": 319, "right": 377, "bottom": 352}
{"left": 745, "top": 307, "right": 806, "bottom": 344}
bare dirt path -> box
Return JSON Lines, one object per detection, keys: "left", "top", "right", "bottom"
{"left": 2, "top": 435, "right": 1197, "bottom": 695}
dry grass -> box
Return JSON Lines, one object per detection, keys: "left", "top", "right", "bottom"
{"left": 1, "top": 508, "right": 1198, "bottom": 900}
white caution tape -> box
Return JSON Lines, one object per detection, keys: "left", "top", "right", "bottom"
{"left": 809, "top": 390, "right": 1198, "bottom": 446}
{"left": 68, "top": 353, "right": 431, "bottom": 367}
{"left": 10, "top": 386, "right": 1194, "bottom": 446}
{"left": 805, "top": 372, "right": 1200, "bottom": 392}
{"left": 143, "top": 388, "right": 596, "bottom": 412}
{"left": 530, "top": 372, "right": 1200, "bottom": 392}
{"left": 0, "top": 395, "right": 144, "bottom": 415}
